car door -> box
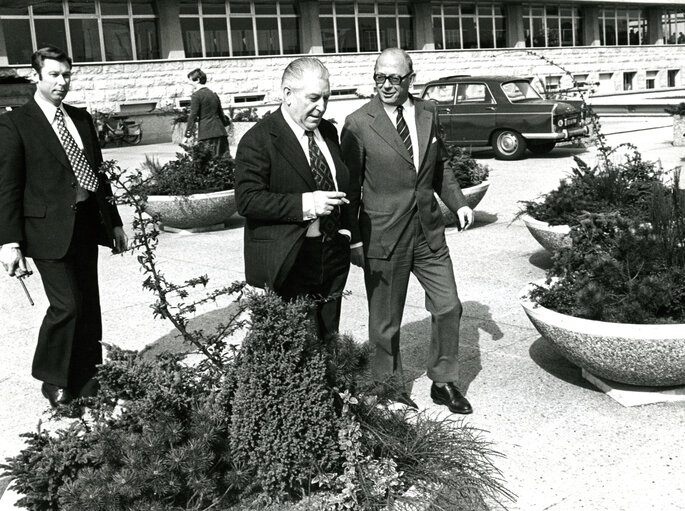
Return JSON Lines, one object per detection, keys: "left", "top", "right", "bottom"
{"left": 450, "top": 82, "right": 497, "bottom": 145}
{"left": 423, "top": 83, "right": 457, "bottom": 141}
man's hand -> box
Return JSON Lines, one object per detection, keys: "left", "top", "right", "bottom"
{"left": 457, "top": 206, "right": 474, "bottom": 231}
{"left": 350, "top": 246, "right": 365, "bottom": 268}
{"left": 112, "top": 226, "right": 128, "bottom": 254}
{"left": 0, "top": 245, "right": 28, "bottom": 277}
{"left": 312, "top": 191, "right": 349, "bottom": 217}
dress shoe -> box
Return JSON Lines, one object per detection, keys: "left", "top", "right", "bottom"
{"left": 41, "top": 382, "right": 74, "bottom": 408}
{"left": 392, "top": 392, "right": 418, "bottom": 410}
{"left": 77, "top": 377, "right": 100, "bottom": 398}
{"left": 430, "top": 382, "right": 473, "bottom": 414}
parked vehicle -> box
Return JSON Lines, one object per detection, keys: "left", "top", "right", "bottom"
{"left": 421, "top": 76, "right": 588, "bottom": 160}
{"left": 93, "top": 112, "right": 142, "bottom": 147}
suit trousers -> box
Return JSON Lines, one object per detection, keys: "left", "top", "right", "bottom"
{"left": 364, "top": 212, "right": 462, "bottom": 384}
{"left": 32, "top": 196, "right": 103, "bottom": 390}
{"left": 279, "top": 233, "right": 351, "bottom": 340}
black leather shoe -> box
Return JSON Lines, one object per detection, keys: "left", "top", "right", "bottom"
{"left": 77, "top": 377, "right": 100, "bottom": 398}
{"left": 431, "top": 382, "right": 473, "bottom": 414}
{"left": 393, "top": 392, "right": 418, "bottom": 410}
{"left": 41, "top": 382, "right": 74, "bottom": 408}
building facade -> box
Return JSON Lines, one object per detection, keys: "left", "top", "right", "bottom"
{"left": 1, "top": 0, "right": 684, "bottom": 114}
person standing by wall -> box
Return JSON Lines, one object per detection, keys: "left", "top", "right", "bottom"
{"left": 235, "top": 57, "right": 355, "bottom": 340}
{"left": 341, "top": 48, "right": 474, "bottom": 414}
{"left": 0, "top": 46, "right": 128, "bottom": 416}
{"left": 184, "top": 68, "right": 230, "bottom": 157}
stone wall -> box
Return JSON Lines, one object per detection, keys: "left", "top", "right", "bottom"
{"left": 5, "top": 46, "right": 684, "bottom": 113}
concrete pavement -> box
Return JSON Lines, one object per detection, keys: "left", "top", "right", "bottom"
{"left": 1, "top": 116, "right": 684, "bottom": 510}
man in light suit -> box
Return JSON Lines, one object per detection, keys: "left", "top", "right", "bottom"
{"left": 0, "top": 46, "right": 127, "bottom": 414}
{"left": 184, "top": 68, "right": 230, "bottom": 157}
{"left": 235, "top": 57, "right": 356, "bottom": 340}
{"left": 341, "top": 48, "right": 474, "bottom": 414}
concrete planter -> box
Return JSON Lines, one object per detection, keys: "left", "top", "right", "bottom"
{"left": 672, "top": 115, "right": 685, "bottom": 147}
{"left": 144, "top": 189, "right": 236, "bottom": 231}
{"left": 437, "top": 180, "right": 490, "bottom": 225}
{"left": 521, "top": 213, "right": 571, "bottom": 253}
{"left": 171, "top": 122, "right": 187, "bottom": 145}
{"left": 519, "top": 280, "right": 685, "bottom": 386}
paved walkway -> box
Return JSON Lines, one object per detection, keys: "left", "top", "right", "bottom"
{"left": 1, "top": 117, "right": 684, "bottom": 510}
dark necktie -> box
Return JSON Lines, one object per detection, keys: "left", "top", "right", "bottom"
{"left": 395, "top": 105, "right": 413, "bottom": 161}
{"left": 54, "top": 108, "right": 98, "bottom": 192}
{"left": 305, "top": 130, "right": 339, "bottom": 239}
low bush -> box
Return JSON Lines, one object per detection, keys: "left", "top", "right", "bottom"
{"left": 444, "top": 145, "right": 491, "bottom": 189}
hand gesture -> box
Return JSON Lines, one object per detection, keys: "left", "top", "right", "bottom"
{"left": 0, "top": 245, "right": 29, "bottom": 277}
{"left": 312, "top": 191, "right": 349, "bottom": 217}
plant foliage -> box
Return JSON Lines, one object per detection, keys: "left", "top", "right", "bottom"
{"left": 664, "top": 102, "right": 685, "bottom": 116}
{"left": 444, "top": 145, "right": 491, "bottom": 189}
{"left": 140, "top": 143, "right": 235, "bottom": 195}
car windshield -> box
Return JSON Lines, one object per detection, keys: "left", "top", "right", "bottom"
{"left": 501, "top": 81, "right": 542, "bottom": 102}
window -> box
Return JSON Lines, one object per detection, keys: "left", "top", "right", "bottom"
{"left": 502, "top": 80, "right": 542, "bottom": 102}
{"left": 320, "top": 1, "right": 414, "bottom": 53}
{"left": 646, "top": 70, "right": 658, "bottom": 90}
{"left": 662, "top": 9, "right": 685, "bottom": 44}
{"left": 545, "top": 75, "right": 561, "bottom": 92}
{"left": 668, "top": 69, "right": 679, "bottom": 88}
{"left": 0, "top": 0, "right": 159, "bottom": 64}
{"left": 432, "top": 2, "right": 505, "bottom": 50}
{"left": 623, "top": 71, "right": 636, "bottom": 91}
{"left": 456, "top": 83, "right": 493, "bottom": 103}
{"left": 179, "top": 1, "right": 300, "bottom": 57}
{"left": 598, "top": 8, "right": 647, "bottom": 46}
{"left": 523, "top": 4, "right": 582, "bottom": 47}
{"left": 424, "top": 84, "right": 456, "bottom": 103}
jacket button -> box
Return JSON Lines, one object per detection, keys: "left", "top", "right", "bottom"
{"left": 71, "top": 181, "right": 76, "bottom": 188}
{"left": 71, "top": 204, "right": 77, "bottom": 211}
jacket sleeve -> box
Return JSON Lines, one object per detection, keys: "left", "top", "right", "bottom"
{"left": 0, "top": 114, "right": 26, "bottom": 246}
{"left": 340, "top": 115, "right": 364, "bottom": 245}
{"left": 431, "top": 110, "right": 467, "bottom": 213}
{"left": 235, "top": 125, "right": 305, "bottom": 223}
{"left": 185, "top": 92, "right": 199, "bottom": 137}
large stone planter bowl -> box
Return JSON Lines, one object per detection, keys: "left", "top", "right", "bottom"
{"left": 521, "top": 213, "right": 571, "bottom": 253}
{"left": 145, "top": 189, "right": 236, "bottom": 230}
{"left": 438, "top": 180, "right": 490, "bottom": 225}
{"left": 519, "top": 281, "right": 685, "bottom": 386}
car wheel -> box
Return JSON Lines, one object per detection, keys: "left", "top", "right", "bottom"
{"left": 492, "top": 129, "right": 526, "bottom": 160}
{"left": 528, "top": 141, "right": 556, "bottom": 154}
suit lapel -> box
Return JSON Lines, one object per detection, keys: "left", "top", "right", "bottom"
{"left": 270, "top": 109, "right": 317, "bottom": 190}
{"left": 66, "top": 105, "right": 98, "bottom": 170}
{"left": 21, "top": 100, "right": 71, "bottom": 170}
{"left": 414, "top": 98, "right": 433, "bottom": 171}
{"left": 323, "top": 129, "right": 348, "bottom": 191}
{"left": 368, "top": 96, "right": 413, "bottom": 165}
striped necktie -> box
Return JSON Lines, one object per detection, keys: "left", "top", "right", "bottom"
{"left": 305, "top": 130, "right": 339, "bottom": 239}
{"left": 395, "top": 105, "right": 413, "bottom": 161}
{"left": 54, "top": 108, "right": 98, "bottom": 192}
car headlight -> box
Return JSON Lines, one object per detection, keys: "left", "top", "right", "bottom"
{"left": 557, "top": 119, "right": 564, "bottom": 127}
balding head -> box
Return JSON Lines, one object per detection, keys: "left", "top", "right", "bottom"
{"left": 281, "top": 57, "right": 330, "bottom": 90}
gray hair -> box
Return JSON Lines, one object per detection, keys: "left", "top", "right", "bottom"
{"left": 281, "top": 57, "right": 330, "bottom": 89}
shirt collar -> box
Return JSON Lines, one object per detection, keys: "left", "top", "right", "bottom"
{"left": 382, "top": 96, "right": 414, "bottom": 118}
{"left": 34, "top": 91, "right": 65, "bottom": 123}
{"left": 281, "top": 104, "right": 320, "bottom": 141}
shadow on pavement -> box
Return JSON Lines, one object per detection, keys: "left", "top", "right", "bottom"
{"left": 528, "top": 249, "right": 554, "bottom": 270}
{"left": 528, "top": 337, "right": 596, "bottom": 391}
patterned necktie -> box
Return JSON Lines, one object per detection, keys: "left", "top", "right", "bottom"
{"left": 54, "top": 108, "right": 98, "bottom": 192}
{"left": 395, "top": 105, "right": 413, "bottom": 161}
{"left": 305, "top": 130, "right": 339, "bottom": 238}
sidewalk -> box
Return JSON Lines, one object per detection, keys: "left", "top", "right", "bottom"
{"left": 1, "top": 118, "right": 684, "bottom": 510}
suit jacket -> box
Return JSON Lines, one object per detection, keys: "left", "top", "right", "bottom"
{"left": 0, "top": 99, "right": 123, "bottom": 260}
{"left": 235, "top": 108, "right": 355, "bottom": 291}
{"left": 341, "top": 96, "right": 467, "bottom": 259}
{"left": 186, "top": 87, "right": 228, "bottom": 140}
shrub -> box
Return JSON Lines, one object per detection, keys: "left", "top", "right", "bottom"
{"left": 444, "top": 145, "right": 491, "bottom": 189}
{"left": 531, "top": 172, "right": 685, "bottom": 323}
{"left": 140, "top": 143, "right": 235, "bottom": 195}
{"left": 229, "top": 107, "right": 262, "bottom": 122}
{"left": 521, "top": 148, "right": 664, "bottom": 226}
{"left": 664, "top": 102, "right": 685, "bottom": 116}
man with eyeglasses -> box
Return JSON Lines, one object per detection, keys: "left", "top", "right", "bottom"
{"left": 341, "top": 48, "right": 474, "bottom": 414}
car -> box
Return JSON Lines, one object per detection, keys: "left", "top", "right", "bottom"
{"left": 420, "top": 75, "right": 589, "bottom": 160}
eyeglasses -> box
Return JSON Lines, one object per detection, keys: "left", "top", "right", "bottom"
{"left": 373, "top": 72, "right": 413, "bottom": 86}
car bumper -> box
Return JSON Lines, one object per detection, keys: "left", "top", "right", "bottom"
{"left": 522, "top": 125, "right": 589, "bottom": 141}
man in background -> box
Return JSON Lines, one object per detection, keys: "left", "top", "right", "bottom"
{"left": 0, "top": 46, "right": 127, "bottom": 415}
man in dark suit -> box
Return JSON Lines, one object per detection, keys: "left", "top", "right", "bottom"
{"left": 341, "top": 48, "right": 474, "bottom": 414}
{"left": 235, "top": 57, "right": 355, "bottom": 340}
{"left": 0, "top": 46, "right": 127, "bottom": 414}
{"left": 184, "top": 68, "right": 230, "bottom": 157}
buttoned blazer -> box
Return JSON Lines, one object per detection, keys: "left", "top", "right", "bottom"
{"left": 186, "top": 87, "right": 228, "bottom": 140}
{"left": 0, "top": 99, "right": 123, "bottom": 259}
{"left": 341, "top": 95, "right": 467, "bottom": 259}
{"left": 235, "top": 109, "right": 356, "bottom": 291}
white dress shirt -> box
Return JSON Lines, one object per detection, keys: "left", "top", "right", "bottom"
{"left": 382, "top": 97, "right": 420, "bottom": 170}
{"left": 281, "top": 105, "right": 349, "bottom": 239}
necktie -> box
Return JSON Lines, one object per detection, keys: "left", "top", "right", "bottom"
{"left": 305, "top": 131, "right": 339, "bottom": 239}
{"left": 54, "top": 108, "right": 98, "bottom": 192}
{"left": 395, "top": 105, "right": 413, "bottom": 161}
